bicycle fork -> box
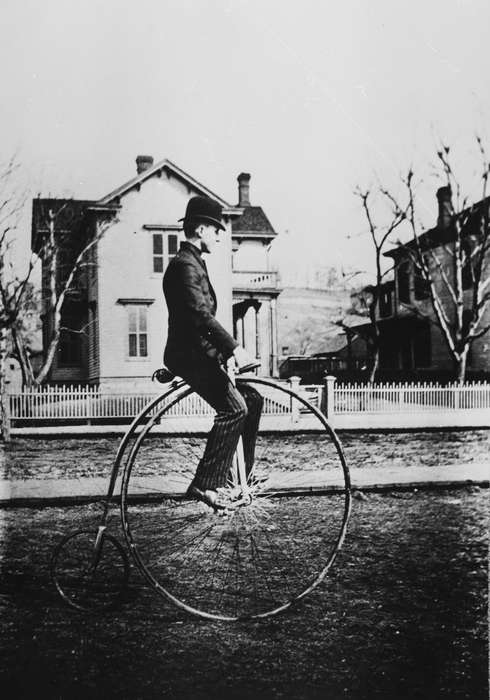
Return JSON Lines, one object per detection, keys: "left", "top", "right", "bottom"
{"left": 228, "top": 363, "right": 252, "bottom": 504}
{"left": 231, "top": 438, "right": 252, "bottom": 503}
{"left": 86, "top": 525, "right": 108, "bottom": 575}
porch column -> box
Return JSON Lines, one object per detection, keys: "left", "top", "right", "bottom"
{"left": 235, "top": 315, "right": 243, "bottom": 346}
{"left": 269, "top": 298, "right": 278, "bottom": 377}
{"left": 255, "top": 306, "right": 261, "bottom": 360}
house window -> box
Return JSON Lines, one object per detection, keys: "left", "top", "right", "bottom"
{"left": 58, "top": 304, "right": 82, "bottom": 367}
{"left": 128, "top": 306, "right": 148, "bottom": 357}
{"left": 379, "top": 288, "right": 392, "bottom": 317}
{"left": 414, "top": 268, "right": 430, "bottom": 300}
{"left": 379, "top": 339, "right": 398, "bottom": 369}
{"left": 397, "top": 261, "right": 410, "bottom": 304}
{"left": 88, "top": 303, "right": 98, "bottom": 367}
{"left": 152, "top": 232, "right": 178, "bottom": 273}
{"left": 413, "top": 323, "right": 431, "bottom": 368}
{"left": 88, "top": 244, "right": 98, "bottom": 283}
{"left": 462, "top": 239, "right": 474, "bottom": 290}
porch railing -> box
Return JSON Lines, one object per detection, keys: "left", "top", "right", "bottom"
{"left": 232, "top": 270, "right": 279, "bottom": 290}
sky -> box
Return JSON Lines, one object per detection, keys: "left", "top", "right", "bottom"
{"left": 2, "top": 0, "right": 490, "bottom": 285}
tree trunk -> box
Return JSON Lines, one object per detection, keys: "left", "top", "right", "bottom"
{"left": 368, "top": 303, "right": 380, "bottom": 384}
{"left": 368, "top": 347, "right": 379, "bottom": 384}
{"left": 11, "top": 326, "right": 35, "bottom": 388}
{"left": 0, "top": 326, "right": 11, "bottom": 442}
{"left": 456, "top": 347, "right": 469, "bottom": 386}
{"left": 346, "top": 331, "right": 353, "bottom": 372}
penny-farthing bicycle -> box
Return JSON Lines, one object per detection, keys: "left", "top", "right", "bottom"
{"left": 51, "top": 367, "right": 351, "bottom": 621}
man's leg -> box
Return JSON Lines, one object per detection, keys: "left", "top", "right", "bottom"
{"left": 237, "top": 383, "right": 263, "bottom": 476}
{"left": 177, "top": 360, "right": 249, "bottom": 492}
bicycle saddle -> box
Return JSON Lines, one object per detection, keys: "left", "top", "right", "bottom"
{"left": 152, "top": 367, "right": 176, "bottom": 384}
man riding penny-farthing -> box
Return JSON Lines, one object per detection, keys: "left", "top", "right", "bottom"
{"left": 162, "top": 195, "right": 263, "bottom": 512}
{"left": 51, "top": 196, "right": 351, "bottom": 621}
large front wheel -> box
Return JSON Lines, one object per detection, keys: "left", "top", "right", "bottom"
{"left": 120, "top": 377, "right": 351, "bottom": 621}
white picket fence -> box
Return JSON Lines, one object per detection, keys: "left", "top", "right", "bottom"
{"left": 333, "top": 381, "right": 490, "bottom": 414}
{"left": 7, "top": 380, "right": 490, "bottom": 425}
{"left": 8, "top": 383, "right": 296, "bottom": 421}
{"left": 10, "top": 385, "right": 157, "bottom": 421}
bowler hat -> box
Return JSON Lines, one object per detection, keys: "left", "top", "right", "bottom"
{"left": 179, "top": 196, "right": 226, "bottom": 231}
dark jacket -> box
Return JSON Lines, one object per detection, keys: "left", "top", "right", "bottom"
{"left": 162, "top": 241, "right": 238, "bottom": 371}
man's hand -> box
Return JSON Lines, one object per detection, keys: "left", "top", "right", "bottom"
{"left": 231, "top": 346, "right": 259, "bottom": 372}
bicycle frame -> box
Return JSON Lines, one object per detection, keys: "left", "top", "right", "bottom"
{"left": 52, "top": 370, "right": 352, "bottom": 619}
{"left": 96, "top": 378, "right": 186, "bottom": 528}
{"left": 228, "top": 365, "right": 252, "bottom": 500}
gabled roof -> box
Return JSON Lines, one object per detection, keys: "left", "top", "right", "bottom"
{"left": 384, "top": 195, "right": 490, "bottom": 260}
{"left": 384, "top": 225, "right": 454, "bottom": 260}
{"left": 98, "top": 158, "right": 239, "bottom": 215}
{"left": 231, "top": 206, "right": 277, "bottom": 239}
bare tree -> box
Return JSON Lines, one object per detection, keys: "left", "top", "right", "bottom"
{"left": 0, "top": 183, "right": 117, "bottom": 440}
{"left": 8, "top": 281, "right": 40, "bottom": 386}
{"left": 13, "top": 200, "right": 116, "bottom": 386}
{"left": 407, "top": 146, "right": 489, "bottom": 382}
{"left": 358, "top": 141, "right": 490, "bottom": 384}
{"left": 353, "top": 187, "right": 407, "bottom": 382}
{"left": 0, "top": 158, "right": 32, "bottom": 440}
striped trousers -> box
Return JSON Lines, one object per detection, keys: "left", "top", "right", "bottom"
{"left": 174, "top": 358, "right": 263, "bottom": 491}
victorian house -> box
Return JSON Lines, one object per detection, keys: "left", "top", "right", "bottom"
{"left": 348, "top": 187, "right": 490, "bottom": 378}
{"left": 31, "top": 157, "right": 281, "bottom": 390}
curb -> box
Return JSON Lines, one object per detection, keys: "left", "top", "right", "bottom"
{"left": 1, "top": 477, "right": 487, "bottom": 508}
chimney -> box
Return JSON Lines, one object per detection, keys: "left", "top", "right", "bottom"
{"left": 436, "top": 186, "right": 453, "bottom": 229}
{"left": 136, "top": 155, "right": 154, "bottom": 174}
{"left": 237, "top": 172, "right": 251, "bottom": 207}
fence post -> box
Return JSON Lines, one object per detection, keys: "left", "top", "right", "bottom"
{"left": 288, "top": 375, "right": 301, "bottom": 423}
{"left": 86, "top": 386, "right": 92, "bottom": 425}
{"left": 321, "top": 374, "right": 336, "bottom": 419}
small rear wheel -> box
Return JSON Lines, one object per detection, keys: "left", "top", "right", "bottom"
{"left": 51, "top": 529, "right": 130, "bottom": 612}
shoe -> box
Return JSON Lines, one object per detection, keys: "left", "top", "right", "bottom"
{"left": 187, "top": 485, "right": 237, "bottom": 512}
{"left": 222, "top": 484, "right": 243, "bottom": 501}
